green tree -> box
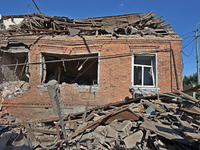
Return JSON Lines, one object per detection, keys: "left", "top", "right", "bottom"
{"left": 183, "top": 73, "right": 200, "bottom": 99}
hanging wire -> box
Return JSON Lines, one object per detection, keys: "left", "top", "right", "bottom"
{"left": 182, "top": 40, "right": 195, "bottom": 57}
{"left": 180, "top": 27, "right": 200, "bottom": 38}
{"left": 1, "top": 48, "right": 171, "bottom": 67}
{"left": 182, "top": 32, "right": 194, "bottom": 40}
{"left": 70, "top": 59, "right": 97, "bottom": 84}
{"left": 182, "top": 37, "right": 196, "bottom": 50}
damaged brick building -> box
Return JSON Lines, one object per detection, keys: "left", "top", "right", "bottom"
{"left": 0, "top": 12, "right": 182, "bottom": 118}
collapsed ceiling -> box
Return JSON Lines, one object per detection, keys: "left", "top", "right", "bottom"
{"left": 0, "top": 12, "right": 178, "bottom": 37}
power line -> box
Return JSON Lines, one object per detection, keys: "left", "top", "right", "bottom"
{"left": 1, "top": 48, "right": 171, "bottom": 67}
{"left": 180, "top": 27, "right": 200, "bottom": 38}
{"left": 182, "top": 51, "right": 192, "bottom": 57}
{"left": 181, "top": 28, "right": 200, "bottom": 58}
{"left": 180, "top": 30, "right": 194, "bottom": 38}
{"left": 182, "top": 39, "right": 195, "bottom": 57}
{"left": 182, "top": 37, "right": 196, "bottom": 50}
{"left": 182, "top": 32, "right": 194, "bottom": 40}
{"left": 70, "top": 59, "right": 97, "bottom": 84}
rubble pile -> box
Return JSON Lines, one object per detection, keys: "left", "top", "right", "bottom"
{"left": 0, "top": 81, "right": 30, "bottom": 99}
{"left": 42, "top": 93, "right": 200, "bottom": 150}
{"left": 0, "top": 111, "right": 35, "bottom": 150}
{"left": 0, "top": 12, "right": 178, "bottom": 37}
{"left": 0, "top": 87, "right": 199, "bottom": 149}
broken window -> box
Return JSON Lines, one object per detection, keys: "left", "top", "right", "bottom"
{"left": 133, "top": 54, "right": 156, "bottom": 87}
{"left": 42, "top": 53, "right": 99, "bottom": 85}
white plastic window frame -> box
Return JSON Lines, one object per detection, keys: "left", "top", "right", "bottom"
{"left": 132, "top": 53, "right": 157, "bottom": 87}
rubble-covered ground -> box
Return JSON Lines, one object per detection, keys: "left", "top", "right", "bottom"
{"left": 0, "top": 87, "right": 199, "bottom": 150}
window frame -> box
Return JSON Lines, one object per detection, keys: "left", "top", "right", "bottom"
{"left": 132, "top": 53, "right": 157, "bottom": 87}
{"left": 40, "top": 52, "right": 100, "bottom": 85}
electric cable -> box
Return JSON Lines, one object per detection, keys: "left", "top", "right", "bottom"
{"left": 1, "top": 48, "right": 171, "bottom": 67}
{"left": 182, "top": 40, "right": 195, "bottom": 57}
{"left": 180, "top": 27, "right": 200, "bottom": 38}
{"left": 182, "top": 37, "right": 195, "bottom": 50}
{"left": 182, "top": 32, "right": 194, "bottom": 40}
{"left": 70, "top": 59, "right": 97, "bottom": 84}
{"left": 180, "top": 30, "right": 194, "bottom": 38}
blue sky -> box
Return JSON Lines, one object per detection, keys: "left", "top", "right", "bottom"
{"left": 1, "top": 0, "right": 200, "bottom": 77}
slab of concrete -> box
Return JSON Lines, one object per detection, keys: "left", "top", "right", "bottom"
{"left": 124, "top": 130, "right": 143, "bottom": 149}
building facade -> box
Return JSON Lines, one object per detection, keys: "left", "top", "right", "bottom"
{"left": 0, "top": 12, "right": 182, "bottom": 118}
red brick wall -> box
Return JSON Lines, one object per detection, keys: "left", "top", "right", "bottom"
{"left": 2, "top": 36, "right": 182, "bottom": 118}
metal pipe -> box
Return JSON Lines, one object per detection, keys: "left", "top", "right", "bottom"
{"left": 32, "top": 0, "right": 41, "bottom": 14}
{"left": 171, "top": 49, "right": 179, "bottom": 90}
{"left": 12, "top": 54, "right": 18, "bottom": 74}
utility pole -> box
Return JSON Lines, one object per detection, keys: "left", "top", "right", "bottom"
{"left": 195, "top": 22, "right": 200, "bottom": 85}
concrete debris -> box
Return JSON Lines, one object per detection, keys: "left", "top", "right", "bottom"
{"left": 46, "top": 79, "right": 64, "bottom": 114}
{"left": 0, "top": 86, "right": 200, "bottom": 149}
{"left": 0, "top": 112, "right": 33, "bottom": 149}
{"left": 0, "top": 81, "right": 30, "bottom": 110}
{"left": 0, "top": 81, "right": 30, "bottom": 99}
{"left": 115, "top": 120, "right": 132, "bottom": 135}
{"left": 104, "top": 125, "right": 118, "bottom": 138}
{"left": 124, "top": 130, "right": 144, "bottom": 149}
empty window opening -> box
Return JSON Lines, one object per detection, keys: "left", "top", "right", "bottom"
{"left": 1, "top": 52, "right": 29, "bottom": 82}
{"left": 42, "top": 53, "right": 98, "bottom": 85}
{"left": 133, "top": 54, "right": 156, "bottom": 87}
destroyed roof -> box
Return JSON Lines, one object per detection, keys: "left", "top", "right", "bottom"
{"left": 0, "top": 12, "right": 178, "bottom": 38}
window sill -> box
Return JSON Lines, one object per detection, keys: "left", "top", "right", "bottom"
{"left": 37, "top": 84, "right": 99, "bottom": 93}
{"left": 37, "top": 85, "right": 65, "bottom": 91}
{"left": 73, "top": 85, "right": 99, "bottom": 93}
{"left": 132, "top": 87, "right": 160, "bottom": 94}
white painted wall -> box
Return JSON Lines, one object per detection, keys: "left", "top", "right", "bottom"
{"left": 2, "top": 18, "right": 23, "bottom": 29}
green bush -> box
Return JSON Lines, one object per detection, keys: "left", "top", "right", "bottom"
{"left": 183, "top": 73, "right": 200, "bottom": 99}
